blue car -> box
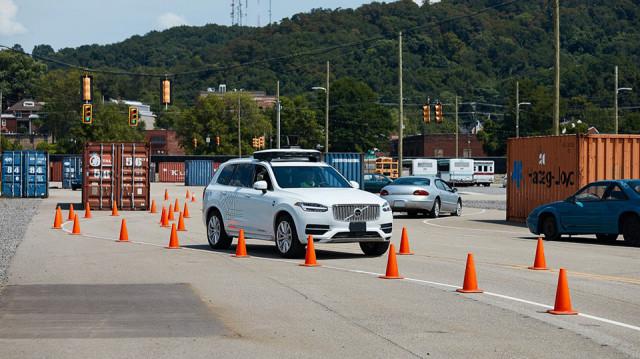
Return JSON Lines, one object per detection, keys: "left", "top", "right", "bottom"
{"left": 527, "top": 180, "right": 640, "bottom": 246}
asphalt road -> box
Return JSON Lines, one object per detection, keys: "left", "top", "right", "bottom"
{"left": 0, "top": 184, "right": 638, "bottom": 358}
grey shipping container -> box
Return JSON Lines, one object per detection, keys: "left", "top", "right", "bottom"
{"left": 62, "top": 156, "right": 82, "bottom": 190}
{"left": 323, "top": 153, "right": 364, "bottom": 189}
{"left": 185, "top": 160, "right": 216, "bottom": 186}
{"left": 1, "top": 150, "right": 48, "bottom": 198}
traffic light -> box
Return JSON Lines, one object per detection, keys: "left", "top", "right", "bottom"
{"left": 435, "top": 102, "right": 443, "bottom": 123}
{"left": 82, "top": 104, "right": 93, "bottom": 124}
{"left": 81, "top": 75, "right": 93, "bottom": 102}
{"left": 252, "top": 137, "right": 259, "bottom": 149}
{"left": 422, "top": 103, "right": 430, "bottom": 124}
{"left": 161, "top": 79, "right": 171, "bottom": 105}
{"left": 128, "top": 106, "right": 139, "bottom": 127}
{"left": 215, "top": 136, "right": 220, "bottom": 146}
{"left": 258, "top": 136, "right": 265, "bottom": 149}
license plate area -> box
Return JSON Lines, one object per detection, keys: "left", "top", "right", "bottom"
{"left": 349, "top": 222, "right": 366, "bottom": 232}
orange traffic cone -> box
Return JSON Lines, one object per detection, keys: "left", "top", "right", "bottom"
{"left": 160, "top": 207, "right": 170, "bottom": 228}
{"left": 379, "top": 244, "right": 402, "bottom": 279}
{"left": 183, "top": 202, "right": 191, "bottom": 218}
{"left": 397, "top": 227, "right": 414, "bottom": 255}
{"left": 149, "top": 199, "right": 157, "bottom": 214}
{"left": 529, "top": 238, "right": 549, "bottom": 270}
{"left": 191, "top": 194, "right": 196, "bottom": 203}
{"left": 167, "top": 204, "right": 175, "bottom": 221}
{"left": 186, "top": 189, "right": 191, "bottom": 199}
{"left": 233, "top": 229, "right": 249, "bottom": 257}
{"left": 166, "top": 223, "right": 180, "bottom": 249}
{"left": 84, "top": 202, "right": 92, "bottom": 219}
{"left": 547, "top": 268, "right": 578, "bottom": 315}
{"left": 118, "top": 219, "right": 129, "bottom": 242}
{"left": 111, "top": 202, "right": 119, "bottom": 216}
{"left": 174, "top": 198, "right": 180, "bottom": 212}
{"left": 457, "top": 253, "right": 483, "bottom": 293}
{"left": 177, "top": 212, "right": 187, "bottom": 231}
{"left": 70, "top": 214, "right": 81, "bottom": 235}
{"left": 164, "top": 189, "right": 169, "bottom": 201}
{"left": 67, "top": 203, "right": 75, "bottom": 221}
{"left": 300, "top": 235, "right": 320, "bottom": 267}
{"left": 53, "top": 206, "right": 63, "bottom": 229}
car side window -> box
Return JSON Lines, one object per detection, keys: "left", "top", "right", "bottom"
{"left": 575, "top": 184, "right": 608, "bottom": 202}
{"left": 229, "top": 164, "right": 254, "bottom": 188}
{"left": 435, "top": 180, "right": 445, "bottom": 190}
{"left": 441, "top": 181, "right": 453, "bottom": 192}
{"left": 604, "top": 185, "right": 628, "bottom": 201}
{"left": 364, "top": 174, "right": 372, "bottom": 181}
{"left": 216, "top": 164, "right": 236, "bottom": 186}
{"left": 253, "top": 165, "right": 273, "bottom": 190}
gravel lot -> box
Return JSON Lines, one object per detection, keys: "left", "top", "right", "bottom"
{"left": 463, "top": 199, "right": 506, "bottom": 210}
{"left": 0, "top": 199, "right": 41, "bottom": 290}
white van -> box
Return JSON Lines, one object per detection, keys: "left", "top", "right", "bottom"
{"left": 410, "top": 159, "right": 438, "bottom": 176}
{"left": 437, "top": 159, "right": 474, "bottom": 185}
{"left": 473, "top": 160, "right": 495, "bottom": 187}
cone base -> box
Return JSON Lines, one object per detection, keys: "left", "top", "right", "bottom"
{"left": 177, "top": 229, "right": 187, "bottom": 232}
{"left": 299, "top": 263, "right": 320, "bottom": 267}
{"left": 116, "top": 240, "right": 130, "bottom": 243}
{"left": 166, "top": 246, "right": 180, "bottom": 249}
{"left": 397, "top": 252, "right": 414, "bottom": 255}
{"left": 70, "top": 233, "right": 81, "bottom": 235}
{"left": 150, "top": 211, "right": 157, "bottom": 214}
{"left": 547, "top": 309, "right": 578, "bottom": 315}
{"left": 52, "top": 226, "right": 61, "bottom": 229}
{"left": 184, "top": 215, "right": 191, "bottom": 218}
{"left": 84, "top": 216, "right": 92, "bottom": 219}
{"left": 231, "top": 254, "right": 249, "bottom": 258}
{"left": 379, "top": 275, "right": 403, "bottom": 279}
{"left": 456, "top": 288, "right": 483, "bottom": 293}
{"left": 161, "top": 225, "right": 170, "bottom": 228}
{"left": 111, "top": 214, "right": 119, "bottom": 217}
{"left": 528, "top": 266, "right": 549, "bottom": 270}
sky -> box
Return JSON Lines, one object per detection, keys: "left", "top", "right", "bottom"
{"left": 0, "top": 0, "right": 423, "bottom": 53}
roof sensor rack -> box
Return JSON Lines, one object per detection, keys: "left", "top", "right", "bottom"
{"left": 253, "top": 149, "right": 321, "bottom": 162}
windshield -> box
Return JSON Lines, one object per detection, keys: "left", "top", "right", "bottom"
{"left": 628, "top": 181, "right": 640, "bottom": 195}
{"left": 392, "top": 177, "right": 431, "bottom": 186}
{"left": 272, "top": 166, "right": 351, "bottom": 188}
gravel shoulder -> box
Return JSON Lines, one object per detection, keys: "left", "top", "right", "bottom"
{"left": 0, "top": 199, "right": 41, "bottom": 291}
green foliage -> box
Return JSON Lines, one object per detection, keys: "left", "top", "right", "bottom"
{"left": 0, "top": 49, "right": 47, "bottom": 106}
{"left": 273, "top": 95, "right": 323, "bottom": 149}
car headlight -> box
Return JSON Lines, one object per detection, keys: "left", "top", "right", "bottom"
{"left": 295, "top": 202, "right": 328, "bottom": 212}
{"left": 382, "top": 202, "right": 391, "bottom": 212}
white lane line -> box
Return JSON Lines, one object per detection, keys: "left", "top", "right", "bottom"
{"left": 58, "top": 220, "right": 640, "bottom": 333}
{"left": 422, "top": 218, "right": 529, "bottom": 235}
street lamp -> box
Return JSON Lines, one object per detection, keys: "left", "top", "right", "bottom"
{"left": 615, "top": 65, "right": 632, "bottom": 134}
{"left": 312, "top": 86, "right": 329, "bottom": 153}
{"left": 515, "top": 81, "right": 531, "bottom": 138}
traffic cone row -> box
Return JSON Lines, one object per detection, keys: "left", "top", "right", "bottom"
{"left": 52, "top": 206, "right": 63, "bottom": 229}
{"left": 167, "top": 204, "right": 175, "bottom": 221}
{"left": 150, "top": 200, "right": 157, "bottom": 214}
{"left": 84, "top": 202, "right": 92, "bottom": 219}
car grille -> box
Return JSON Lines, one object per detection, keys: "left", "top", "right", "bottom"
{"left": 332, "top": 204, "right": 380, "bottom": 222}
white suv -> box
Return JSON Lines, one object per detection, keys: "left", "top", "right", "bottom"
{"left": 202, "top": 150, "right": 393, "bottom": 258}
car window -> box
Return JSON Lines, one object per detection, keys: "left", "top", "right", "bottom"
{"left": 272, "top": 165, "right": 351, "bottom": 188}
{"left": 229, "top": 164, "right": 254, "bottom": 188}
{"left": 604, "top": 184, "right": 627, "bottom": 201}
{"left": 435, "top": 180, "right": 445, "bottom": 190}
{"left": 440, "top": 180, "right": 453, "bottom": 192}
{"left": 216, "top": 164, "right": 236, "bottom": 186}
{"left": 627, "top": 181, "right": 640, "bottom": 195}
{"left": 253, "top": 165, "right": 273, "bottom": 190}
{"left": 393, "top": 177, "right": 430, "bottom": 186}
{"left": 364, "top": 174, "right": 372, "bottom": 181}
{"left": 575, "top": 184, "right": 609, "bottom": 202}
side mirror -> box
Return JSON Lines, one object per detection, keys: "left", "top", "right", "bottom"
{"left": 253, "top": 180, "right": 268, "bottom": 193}
{"left": 452, "top": 188, "right": 458, "bottom": 193}
{"left": 349, "top": 180, "right": 360, "bottom": 189}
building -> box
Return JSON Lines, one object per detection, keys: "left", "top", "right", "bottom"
{"left": 109, "top": 100, "right": 156, "bottom": 130}
{"left": 1, "top": 99, "right": 44, "bottom": 135}
{"left": 144, "top": 129, "right": 184, "bottom": 155}
{"left": 199, "top": 84, "right": 276, "bottom": 110}
{"left": 391, "top": 134, "right": 487, "bottom": 158}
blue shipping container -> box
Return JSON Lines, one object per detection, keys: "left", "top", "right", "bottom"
{"left": 62, "top": 156, "right": 82, "bottom": 189}
{"left": 1, "top": 151, "right": 23, "bottom": 197}
{"left": 323, "top": 153, "right": 364, "bottom": 189}
{"left": 1, "top": 150, "right": 48, "bottom": 198}
{"left": 22, "top": 151, "right": 49, "bottom": 198}
{"left": 185, "top": 160, "right": 216, "bottom": 186}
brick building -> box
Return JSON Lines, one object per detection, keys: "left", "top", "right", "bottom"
{"left": 1, "top": 99, "right": 44, "bottom": 134}
{"left": 145, "top": 129, "right": 185, "bottom": 155}
{"left": 391, "top": 134, "right": 487, "bottom": 158}
{"left": 199, "top": 84, "right": 276, "bottom": 110}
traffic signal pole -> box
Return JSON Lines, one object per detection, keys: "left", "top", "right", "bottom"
{"left": 398, "top": 32, "right": 403, "bottom": 172}
{"left": 455, "top": 96, "right": 459, "bottom": 158}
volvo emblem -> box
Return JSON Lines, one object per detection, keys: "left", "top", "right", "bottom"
{"left": 354, "top": 208, "right": 363, "bottom": 217}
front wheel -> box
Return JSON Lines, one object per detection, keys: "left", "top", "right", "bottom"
{"left": 453, "top": 200, "right": 462, "bottom": 216}
{"left": 622, "top": 215, "right": 640, "bottom": 246}
{"left": 429, "top": 199, "right": 440, "bottom": 218}
{"left": 275, "top": 215, "right": 305, "bottom": 258}
{"left": 207, "top": 211, "right": 232, "bottom": 249}
{"left": 541, "top": 216, "right": 561, "bottom": 241}
{"left": 359, "top": 241, "right": 390, "bottom": 256}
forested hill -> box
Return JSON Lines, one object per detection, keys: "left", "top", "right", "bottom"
{"left": 7, "top": 0, "right": 640, "bottom": 154}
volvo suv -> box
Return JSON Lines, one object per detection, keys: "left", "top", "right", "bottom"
{"left": 202, "top": 150, "right": 393, "bottom": 258}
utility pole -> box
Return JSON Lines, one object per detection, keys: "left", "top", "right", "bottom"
{"left": 237, "top": 95, "right": 242, "bottom": 158}
{"left": 553, "top": 0, "right": 560, "bottom": 135}
{"left": 455, "top": 96, "right": 459, "bottom": 158}
{"left": 516, "top": 81, "right": 520, "bottom": 138}
{"left": 0, "top": 90, "right": 3, "bottom": 152}
{"left": 614, "top": 65, "right": 633, "bottom": 134}
{"left": 325, "top": 61, "right": 330, "bottom": 154}
{"left": 398, "top": 32, "right": 404, "bottom": 172}
{"left": 276, "top": 81, "right": 281, "bottom": 148}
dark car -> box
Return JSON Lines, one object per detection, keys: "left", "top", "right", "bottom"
{"left": 364, "top": 174, "right": 392, "bottom": 193}
{"left": 526, "top": 180, "right": 640, "bottom": 246}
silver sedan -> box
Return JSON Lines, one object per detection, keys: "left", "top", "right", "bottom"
{"left": 380, "top": 176, "right": 462, "bottom": 217}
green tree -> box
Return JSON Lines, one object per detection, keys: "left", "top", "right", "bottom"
{"left": 0, "top": 49, "right": 46, "bottom": 107}
{"left": 272, "top": 95, "right": 322, "bottom": 149}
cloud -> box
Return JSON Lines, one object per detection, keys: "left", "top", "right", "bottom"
{"left": 0, "top": 0, "right": 26, "bottom": 36}
{"left": 156, "top": 12, "right": 188, "bottom": 30}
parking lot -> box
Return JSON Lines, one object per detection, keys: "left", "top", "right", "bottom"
{"left": 0, "top": 183, "right": 639, "bottom": 358}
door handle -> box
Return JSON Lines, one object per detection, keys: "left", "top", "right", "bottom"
{"left": 244, "top": 195, "right": 251, "bottom": 198}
